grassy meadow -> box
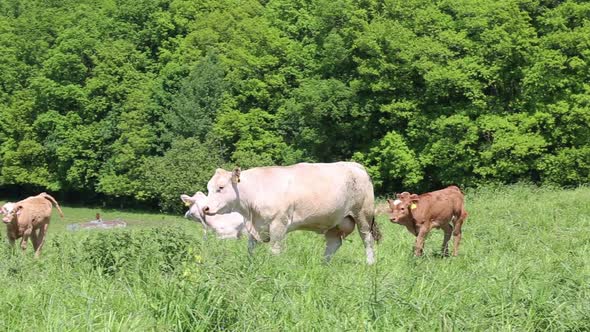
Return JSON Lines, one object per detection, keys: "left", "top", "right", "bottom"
{"left": 1, "top": 185, "right": 589, "bottom": 331}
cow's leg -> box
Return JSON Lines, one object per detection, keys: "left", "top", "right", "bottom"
{"left": 8, "top": 236, "right": 15, "bottom": 249}
{"left": 414, "top": 226, "right": 429, "bottom": 256}
{"left": 441, "top": 223, "right": 452, "bottom": 257}
{"left": 355, "top": 217, "right": 376, "bottom": 265}
{"left": 31, "top": 229, "right": 40, "bottom": 251}
{"left": 247, "top": 234, "right": 257, "bottom": 255}
{"left": 452, "top": 211, "right": 467, "bottom": 256}
{"left": 324, "top": 228, "right": 342, "bottom": 263}
{"left": 236, "top": 224, "right": 245, "bottom": 239}
{"left": 269, "top": 220, "right": 287, "bottom": 255}
{"left": 20, "top": 227, "right": 32, "bottom": 252}
{"left": 34, "top": 223, "right": 49, "bottom": 258}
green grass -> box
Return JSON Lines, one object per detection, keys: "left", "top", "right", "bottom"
{"left": 1, "top": 184, "right": 590, "bottom": 331}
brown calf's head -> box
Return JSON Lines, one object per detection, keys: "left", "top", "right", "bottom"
{"left": 1, "top": 202, "right": 14, "bottom": 215}
{"left": 2, "top": 205, "right": 23, "bottom": 224}
{"left": 387, "top": 192, "right": 419, "bottom": 225}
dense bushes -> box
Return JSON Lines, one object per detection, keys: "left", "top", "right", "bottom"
{"left": 0, "top": 0, "right": 589, "bottom": 210}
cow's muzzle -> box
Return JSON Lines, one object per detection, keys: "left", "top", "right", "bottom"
{"left": 202, "top": 206, "right": 213, "bottom": 216}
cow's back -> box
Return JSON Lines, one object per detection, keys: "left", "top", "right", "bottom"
{"left": 244, "top": 162, "right": 372, "bottom": 207}
{"left": 419, "top": 186, "right": 465, "bottom": 220}
{"left": 16, "top": 196, "right": 53, "bottom": 225}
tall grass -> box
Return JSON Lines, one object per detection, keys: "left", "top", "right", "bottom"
{"left": 1, "top": 185, "right": 589, "bottom": 331}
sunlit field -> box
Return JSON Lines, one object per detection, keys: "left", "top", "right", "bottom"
{"left": 1, "top": 185, "right": 589, "bottom": 331}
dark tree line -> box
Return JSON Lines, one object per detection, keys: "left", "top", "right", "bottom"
{"left": 0, "top": 0, "right": 588, "bottom": 211}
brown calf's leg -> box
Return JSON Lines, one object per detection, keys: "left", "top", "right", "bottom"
{"left": 20, "top": 227, "right": 32, "bottom": 252}
{"left": 31, "top": 229, "right": 40, "bottom": 251}
{"left": 34, "top": 223, "right": 49, "bottom": 258}
{"left": 415, "top": 227, "right": 429, "bottom": 256}
{"left": 452, "top": 212, "right": 467, "bottom": 256}
{"left": 8, "top": 237, "right": 15, "bottom": 251}
{"left": 440, "top": 223, "right": 453, "bottom": 257}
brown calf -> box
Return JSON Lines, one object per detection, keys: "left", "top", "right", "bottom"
{"left": 387, "top": 186, "right": 468, "bottom": 257}
{"left": 2, "top": 193, "right": 64, "bottom": 258}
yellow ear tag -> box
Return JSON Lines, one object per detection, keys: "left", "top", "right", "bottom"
{"left": 410, "top": 203, "right": 417, "bottom": 210}
{"left": 184, "top": 202, "right": 191, "bottom": 207}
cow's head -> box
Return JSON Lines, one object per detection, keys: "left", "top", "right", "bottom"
{"left": 202, "top": 167, "right": 241, "bottom": 216}
{"left": 387, "top": 192, "right": 419, "bottom": 225}
{"left": 180, "top": 192, "right": 207, "bottom": 223}
{"left": 0, "top": 202, "right": 15, "bottom": 215}
{"left": 2, "top": 204, "right": 22, "bottom": 224}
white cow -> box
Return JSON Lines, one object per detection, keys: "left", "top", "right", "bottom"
{"left": 180, "top": 192, "right": 246, "bottom": 239}
{"left": 202, "top": 162, "right": 381, "bottom": 264}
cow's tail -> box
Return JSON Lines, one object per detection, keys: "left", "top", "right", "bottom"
{"left": 370, "top": 216, "right": 382, "bottom": 243}
{"left": 40, "top": 193, "right": 64, "bottom": 218}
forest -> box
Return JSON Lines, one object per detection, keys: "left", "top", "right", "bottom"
{"left": 0, "top": 0, "right": 588, "bottom": 211}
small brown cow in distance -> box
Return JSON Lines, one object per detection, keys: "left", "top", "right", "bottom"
{"left": 387, "top": 186, "right": 468, "bottom": 257}
{"left": 2, "top": 192, "right": 64, "bottom": 258}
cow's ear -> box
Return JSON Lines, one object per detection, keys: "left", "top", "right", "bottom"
{"left": 14, "top": 205, "right": 23, "bottom": 216}
{"left": 406, "top": 195, "right": 418, "bottom": 210}
{"left": 398, "top": 192, "right": 411, "bottom": 199}
{"left": 180, "top": 194, "right": 195, "bottom": 206}
{"left": 232, "top": 166, "right": 241, "bottom": 184}
{"left": 387, "top": 198, "right": 401, "bottom": 208}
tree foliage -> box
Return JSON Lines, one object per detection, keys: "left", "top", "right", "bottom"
{"left": 0, "top": 0, "right": 589, "bottom": 210}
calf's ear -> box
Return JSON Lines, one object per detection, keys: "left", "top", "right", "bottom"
{"left": 386, "top": 198, "right": 394, "bottom": 209}
{"left": 180, "top": 194, "right": 195, "bottom": 206}
{"left": 409, "top": 194, "right": 420, "bottom": 209}
{"left": 397, "top": 192, "right": 411, "bottom": 199}
{"left": 14, "top": 205, "right": 23, "bottom": 216}
{"left": 232, "top": 166, "right": 241, "bottom": 183}
{"left": 387, "top": 198, "right": 401, "bottom": 208}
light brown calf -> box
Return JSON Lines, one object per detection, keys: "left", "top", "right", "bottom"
{"left": 387, "top": 186, "right": 467, "bottom": 257}
{"left": 2, "top": 193, "right": 64, "bottom": 258}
